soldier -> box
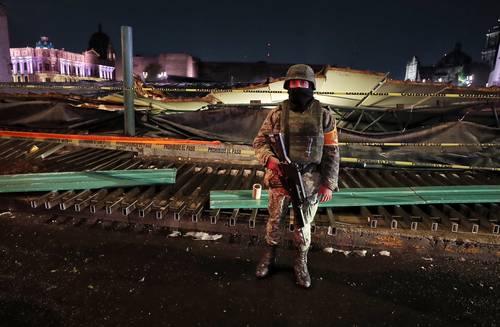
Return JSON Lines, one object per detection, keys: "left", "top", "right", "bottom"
{"left": 252, "top": 64, "right": 340, "bottom": 288}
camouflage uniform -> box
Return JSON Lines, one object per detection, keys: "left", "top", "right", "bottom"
{"left": 252, "top": 101, "right": 340, "bottom": 251}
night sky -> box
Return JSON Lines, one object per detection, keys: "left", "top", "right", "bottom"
{"left": 3, "top": 0, "right": 500, "bottom": 79}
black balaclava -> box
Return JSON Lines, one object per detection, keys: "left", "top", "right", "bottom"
{"left": 288, "top": 87, "right": 314, "bottom": 111}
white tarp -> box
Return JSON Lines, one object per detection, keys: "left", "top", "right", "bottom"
{"left": 210, "top": 67, "right": 500, "bottom": 109}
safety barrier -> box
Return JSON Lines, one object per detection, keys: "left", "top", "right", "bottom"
{"left": 210, "top": 185, "right": 500, "bottom": 209}
{"left": 0, "top": 169, "right": 177, "bottom": 193}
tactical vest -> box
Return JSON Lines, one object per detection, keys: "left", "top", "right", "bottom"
{"left": 281, "top": 99, "right": 324, "bottom": 165}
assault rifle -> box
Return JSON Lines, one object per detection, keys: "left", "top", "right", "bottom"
{"left": 265, "top": 133, "right": 307, "bottom": 228}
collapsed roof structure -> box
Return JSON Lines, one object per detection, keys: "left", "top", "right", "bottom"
{"left": 3, "top": 66, "right": 500, "bottom": 108}
{"left": 0, "top": 66, "right": 499, "bottom": 164}
{"left": 0, "top": 65, "right": 500, "bottom": 254}
{"left": 211, "top": 67, "right": 500, "bottom": 108}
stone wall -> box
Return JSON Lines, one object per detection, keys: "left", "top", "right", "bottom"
{"left": 115, "top": 53, "right": 198, "bottom": 81}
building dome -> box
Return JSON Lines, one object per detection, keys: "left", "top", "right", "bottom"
{"left": 437, "top": 43, "right": 472, "bottom": 68}
{"left": 88, "top": 24, "right": 113, "bottom": 60}
{"left": 36, "top": 36, "right": 54, "bottom": 49}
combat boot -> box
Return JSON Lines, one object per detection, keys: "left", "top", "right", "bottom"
{"left": 294, "top": 250, "right": 311, "bottom": 288}
{"left": 255, "top": 245, "right": 277, "bottom": 278}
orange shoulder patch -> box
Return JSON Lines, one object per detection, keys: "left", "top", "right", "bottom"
{"left": 324, "top": 127, "right": 338, "bottom": 146}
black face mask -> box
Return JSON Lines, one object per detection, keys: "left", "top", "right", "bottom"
{"left": 288, "top": 88, "right": 314, "bottom": 110}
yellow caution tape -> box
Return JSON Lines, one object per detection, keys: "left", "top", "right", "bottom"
{"left": 152, "top": 89, "right": 500, "bottom": 99}
{"left": 1, "top": 83, "right": 500, "bottom": 99}
{"left": 339, "top": 142, "right": 500, "bottom": 147}
{"left": 0, "top": 129, "right": 498, "bottom": 170}
{"left": 0, "top": 83, "right": 124, "bottom": 91}
{"left": 341, "top": 157, "right": 500, "bottom": 172}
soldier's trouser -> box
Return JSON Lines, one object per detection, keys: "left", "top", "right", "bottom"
{"left": 265, "top": 187, "right": 319, "bottom": 252}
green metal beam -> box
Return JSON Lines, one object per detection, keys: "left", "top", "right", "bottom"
{"left": 413, "top": 185, "right": 500, "bottom": 204}
{"left": 0, "top": 169, "right": 176, "bottom": 193}
{"left": 210, "top": 185, "right": 500, "bottom": 209}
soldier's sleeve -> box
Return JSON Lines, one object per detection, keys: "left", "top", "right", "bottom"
{"left": 320, "top": 108, "right": 340, "bottom": 191}
{"left": 252, "top": 107, "right": 279, "bottom": 166}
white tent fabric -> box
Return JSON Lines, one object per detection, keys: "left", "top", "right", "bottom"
{"left": 210, "top": 67, "right": 500, "bottom": 109}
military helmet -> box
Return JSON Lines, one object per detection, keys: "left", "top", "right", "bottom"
{"left": 284, "top": 64, "right": 316, "bottom": 90}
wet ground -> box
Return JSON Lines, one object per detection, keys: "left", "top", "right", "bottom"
{"left": 0, "top": 213, "right": 499, "bottom": 327}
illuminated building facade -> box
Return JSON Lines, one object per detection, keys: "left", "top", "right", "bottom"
{"left": 487, "top": 42, "right": 500, "bottom": 86}
{"left": 404, "top": 56, "right": 419, "bottom": 81}
{"left": 10, "top": 34, "right": 115, "bottom": 83}
{"left": 404, "top": 43, "right": 490, "bottom": 87}
{"left": 482, "top": 19, "right": 500, "bottom": 70}
{"left": 483, "top": 19, "right": 500, "bottom": 87}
